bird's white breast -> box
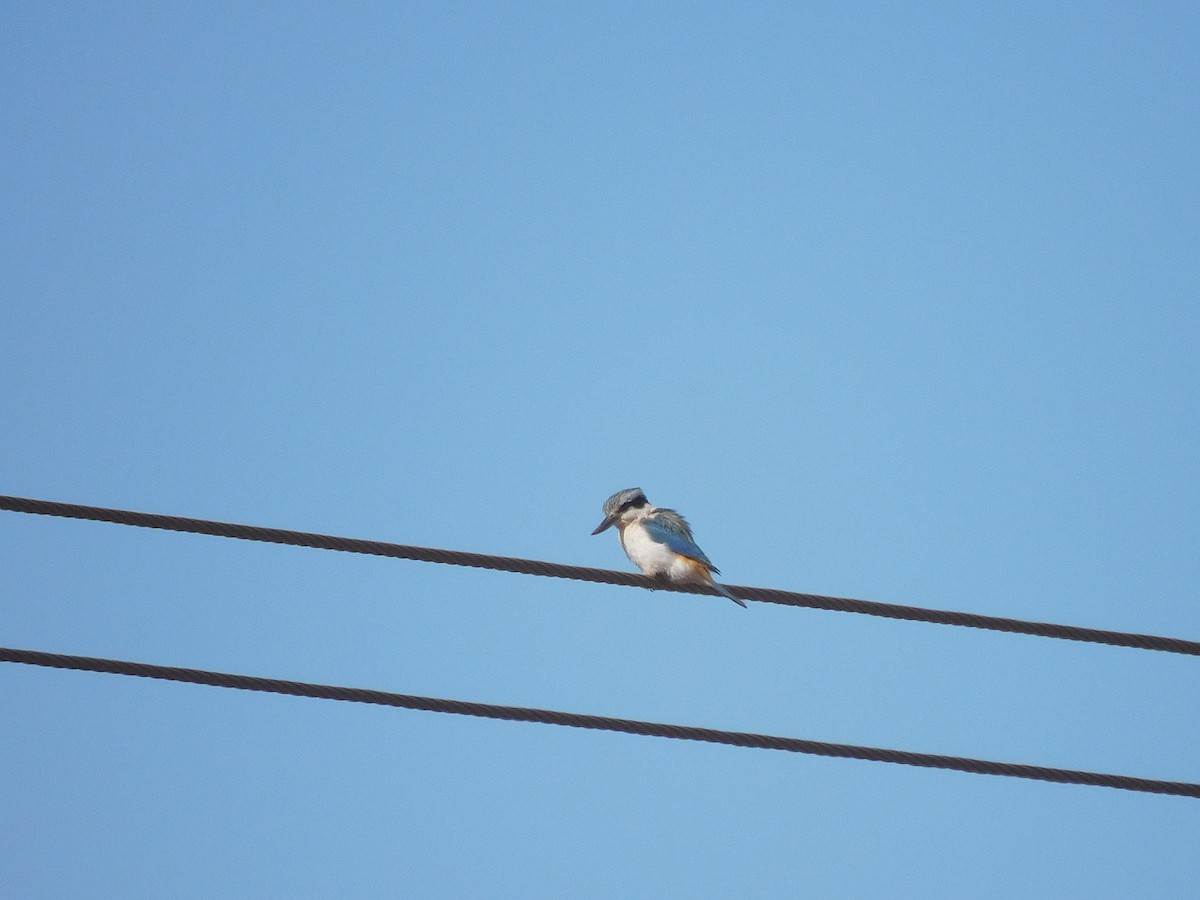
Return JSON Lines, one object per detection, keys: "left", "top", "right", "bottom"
{"left": 619, "top": 521, "right": 679, "bottom": 577}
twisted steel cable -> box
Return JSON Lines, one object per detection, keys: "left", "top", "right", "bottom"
{"left": 2, "top": 494, "right": 1198, "bottom": 655}
{"left": 2, "top": 646, "right": 1196, "bottom": 798}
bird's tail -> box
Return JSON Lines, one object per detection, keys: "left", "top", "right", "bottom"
{"left": 711, "top": 579, "right": 747, "bottom": 609}
{"left": 683, "top": 557, "right": 748, "bottom": 608}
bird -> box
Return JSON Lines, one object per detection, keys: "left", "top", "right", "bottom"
{"left": 591, "top": 487, "right": 746, "bottom": 608}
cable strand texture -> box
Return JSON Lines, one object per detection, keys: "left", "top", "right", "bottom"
{"left": 2, "top": 494, "right": 1198, "bottom": 656}
{"left": 2, "top": 646, "right": 1196, "bottom": 798}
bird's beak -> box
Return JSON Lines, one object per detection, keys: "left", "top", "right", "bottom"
{"left": 591, "top": 515, "right": 616, "bottom": 535}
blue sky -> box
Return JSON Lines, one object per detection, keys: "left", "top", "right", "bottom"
{"left": 3, "top": 3, "right": 1199, "bottom": 896}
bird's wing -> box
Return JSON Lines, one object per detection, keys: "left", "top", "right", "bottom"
{"left": 643, "top": 512, "right": 720, "bottom": 574}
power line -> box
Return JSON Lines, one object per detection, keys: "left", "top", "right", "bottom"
{"left": 2, "top": 494, "right": 1198, "bottom": 656}
{"left": 2, "top": 645, "right": 1196, "bottom": 799}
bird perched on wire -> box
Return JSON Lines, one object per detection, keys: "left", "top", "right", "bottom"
{"left": 591, "top": 487, "right": 746, "bottom": 608}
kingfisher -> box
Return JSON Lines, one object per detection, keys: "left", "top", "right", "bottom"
{"left": 591, "top": 487, "right": 746, "bottom": 608}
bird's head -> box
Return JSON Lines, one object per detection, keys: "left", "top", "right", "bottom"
{"left": 591, "top": 487, "right": 649, "bottom": 535}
